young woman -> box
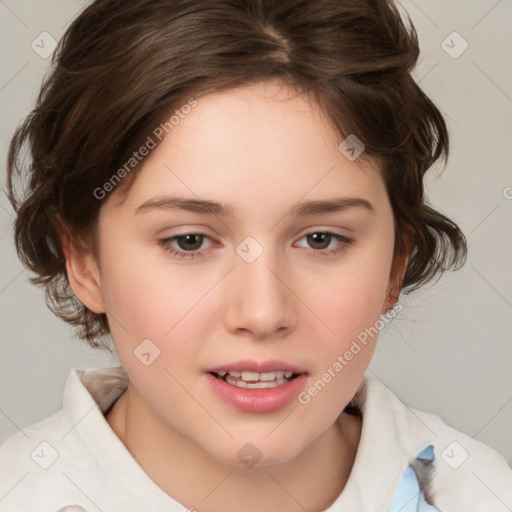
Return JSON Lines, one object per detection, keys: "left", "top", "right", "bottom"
{"left": 1, "top": 0, "right": 511, "bottom": 510}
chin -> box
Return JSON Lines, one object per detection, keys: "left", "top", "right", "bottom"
{"left": 205, "top": 435, "right": 308, "bottom": 470}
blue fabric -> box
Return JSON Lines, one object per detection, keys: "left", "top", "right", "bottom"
{"left": 416, "top": 445, "right": 435, "bottom": 462}
{"left": 386, "top": 445, "right": 440, "bottom": 512}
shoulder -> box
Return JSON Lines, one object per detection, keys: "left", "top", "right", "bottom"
{"left": 410, "top": 406, "right": 512, "bottom": 511}
{"left": 0, "top": 367, "right": 127, "bottom": 511}
{"left": 0, "top": 409, "right": 72, "bottom": 471}
{"left": 360, "top": 376, "right": 512, "bottom": 510}
{"left": 0, "top": 410, "right": 87, "bottom": 510}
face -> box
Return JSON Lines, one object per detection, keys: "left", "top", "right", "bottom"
{"left": 89, "top": 80, "right": 400, "bottom": 467}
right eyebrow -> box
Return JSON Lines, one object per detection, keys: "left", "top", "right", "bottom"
{"left": 135, "top": 196, "right": 234, "bottom": 217}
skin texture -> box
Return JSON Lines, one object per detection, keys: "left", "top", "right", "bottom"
{"left": 63, "top": 80, "right": 409, "bottom": 511}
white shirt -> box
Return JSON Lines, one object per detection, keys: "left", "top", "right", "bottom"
{"left": 0, "top": 366, "right": 511, "bottom": 511}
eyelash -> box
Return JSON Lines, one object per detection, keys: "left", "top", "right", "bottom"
{"left": 158, "top": 231, "right": 354, "bottom": 260}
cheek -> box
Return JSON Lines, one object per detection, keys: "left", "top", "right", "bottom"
{"left": 295, "top": 265, "right": 390, "bottom": 420}
{"left": 298, "top": 232, "right": 394, "bottom": 406}
{"left": 101, "top": 267, "right": 220, "bottom": 356}
{"left": 314, "top": 242, "right": 394, "bottom": 341}
{"left": 97, "top": 225, "right": 216, "bottom": 339}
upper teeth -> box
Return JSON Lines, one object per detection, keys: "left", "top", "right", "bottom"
{"left": 217, "top": 370, "right": 293, "bottom": 381}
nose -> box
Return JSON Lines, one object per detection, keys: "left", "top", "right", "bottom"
{"left": 222, "top": 246, "right": 297, "bottom": 340}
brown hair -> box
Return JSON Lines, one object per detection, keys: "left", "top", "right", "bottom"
{"left": 7, "top": 0, "right": 467, "bottom": 349}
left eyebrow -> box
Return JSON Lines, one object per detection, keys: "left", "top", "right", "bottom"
{"left": 288, "top": 197, "right": 375, "bottom": 217}
{"left": 134, "top": 195, "right": 375, "bottom": 217}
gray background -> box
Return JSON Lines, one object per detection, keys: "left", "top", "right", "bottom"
{"left": 1, "top": 0, "right": 511, "bottom": 467}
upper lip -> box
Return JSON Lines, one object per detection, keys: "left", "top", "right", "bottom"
{"left": 207, "top": 360, "right": 308, "bottom": 374}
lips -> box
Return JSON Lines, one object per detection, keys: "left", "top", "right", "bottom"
{"left": 207, "top": 360, "right": 307, "bottom": 389}
{"left": 206, "top": 359, "right": 307, "bottom": 375}
{"left": 204, "top": 360, "right": 309, "bottom": 413}
{"left": 215, "top": 369, "right": 298, "bottom": 389}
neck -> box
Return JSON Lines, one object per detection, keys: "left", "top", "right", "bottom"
{"left": 106, "top": 382, "right": 362, "bottom": 511}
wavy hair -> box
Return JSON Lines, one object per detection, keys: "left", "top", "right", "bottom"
{"left": 7, "top": 0, "right": 467, "bottom": 348}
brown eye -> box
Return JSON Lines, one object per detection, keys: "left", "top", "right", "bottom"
{"left": 175, "top": 234, "right": 205, "bottom": 251}
{"left": 295, "top": 231, "right": 354, "bottom": 257}
{"left": 306, "top": 232, "right": 332, "bottom": 250}
{"left": 159, "top": 232, "right": 214, "bottom": 260}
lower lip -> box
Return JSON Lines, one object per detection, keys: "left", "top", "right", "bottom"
{"left": 205, "top": 372, "right": 308, "bottom": 413}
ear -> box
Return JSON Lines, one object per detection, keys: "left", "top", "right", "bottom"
{"left": 381, "top": 228, "right": 414, "bottom": 315}
{"left": 60, "top": 224, "right": 105, "bottom": 314}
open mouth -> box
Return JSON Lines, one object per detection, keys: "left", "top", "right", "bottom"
{"left": 210, "top": 370, "right": 300, "bottom": 389}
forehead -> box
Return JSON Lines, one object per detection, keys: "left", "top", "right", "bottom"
{"left": 105, "top": 80, "right": 386, "bottom": 219}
